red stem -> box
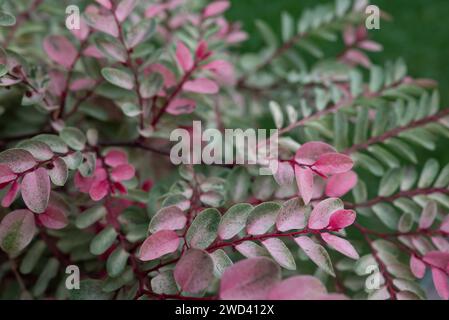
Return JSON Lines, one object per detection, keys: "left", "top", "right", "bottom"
{"left": 347, "top": 187, "right": 449, "bottom": 209}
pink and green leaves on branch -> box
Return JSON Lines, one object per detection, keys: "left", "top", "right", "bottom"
{"left": 75, "top": 149, "right": 135, "bottom": 201}
{"left": 1, "top": 0, "right": 449, "bottom": 302}
{"left": 0, "top": 130, "right": 87, "bottom": 213}
{"left": 272, "top": 142, "right": 355, "bottom": 205}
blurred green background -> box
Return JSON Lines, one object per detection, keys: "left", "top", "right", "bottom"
{"left": 227, "top": 0, "right": 449, "bottom": 105}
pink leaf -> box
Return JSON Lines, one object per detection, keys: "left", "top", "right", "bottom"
{"left": 343, "top": 49, "right": 371, "bottom": 68}
{"left": 294, "top": 165, "right": 314, "bottom": 205}
{"left": 71, "top": 17, "right": 90, "bottom": 41}
{"left": 313, "top": 153, "right": 354, "bottom": 175}
{"left": 144, "top": 4, "right": 166, "bottom": 18}
{"left": 328, "top": 209, "right": 356, "bottom": 230}
{"left": 219, "top": 257, "right": 281, "bottom": 300}
{"left": 343, "top": 25, "right": 356, "bottom": 46}
{"left": 202, "top": 59, "right": 235, "bottom": 84}
{"left": 267, "top": 276, "right": 327, "bottom": 300}
{"left": 85, "top": 12, "right": 119, "bottom": 38}
{"left": 325, "top": 170, "right": 358, "bottom": 197}
{"left": 308, "top": 198, "right": 344, "bottom": 230}
{"left": 276, "top": 197, "right": 308, "bottom": 232}
{"left": 195, "top": 41, "right": 209, "bottom": 60}
{"left": 176, "top": 41, "right": 193, "bottom": 72}
{"left": 21, "top": 168, "right": 51, "bottom": 214}
{"left": 203, "top": 1, "right": 230, "bottom": 18}
{"left": 410, "top": 255, "right": 426, "bottom": 279}
{"left": 149, "top": 205, "right": 187, "bottom": 233}
{"left": 89, "top": 179, "right": 109, "bottom": 201}
{"left": 1, "top": 181, "right": 20, "bottom": 208}
{"left": 174, "top": 249, "right": 214, "bottom": 293}
{"left": 38, "top": 204, "right": 68, "bottom": 230}
{"left": 145, "top": 64, "right": 176, "bottom": 88}
{"left": 74, "top": 172, "right": 94, "bottom": 193}
{"left": 358, "top": 40, "right": 383, "bottom": 52}
{"left": 272, "top": 161, "right": 294, "bottom": 186}
{"left": 423, "top": 251, "right": 449, "bottom": 269}
{"left": 104, "top": 150, "right": 128, "bottom": 167}
{"left": 43, "top": 35, "right": 77, "bottom": 69}
{"left": 139, "top": 230, "right": 180, "bottom": 261}
{"left": 70, "top": 78, "right": 96, "bottom": 91}
{"left": 321, "top": 233, "right": 359, "bottom": 260}
{"left": 0, "top": 209, "right": 36, "bottom": 255}
{"left": 432, "top": 267, "right": 449, "bottom": 300}
{"left": 111, "top": 164, "right": 135, "bottom": 182}
{"left": 0, "top": 164, "right": 17, "bottom": 184}
{"left": 441, "top": 215, "right": 449, "bottom": 233}
{"left": 294, "top": 236, "right": 335, "bottom": 276}
{"left": 183, "top": 78, "right": 219, "bottom": 94}
{"left": 261, "top": 238, "right": 296, "bottom": 270}
{"left": 295, "top": 142, "right": 336, "bottom": 166}
{"left": 246, "top": 202, "right": 280, "bottom": 236}
{"left": 166, "top": 98, "right": 196, "bottom": 115}
{"left": 419, "top": 201, "right": 438, "bottom": 229}
{"left": 115, "top": 0, "right": 137, "bottom": 22}
{"left": 0, "top": 149, "right": 37, "bottom": 173}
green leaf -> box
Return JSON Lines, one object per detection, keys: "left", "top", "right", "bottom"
{"left": 33, "top": 134, "right": 69, "bottom": 154}
{"left": 400, "top": 166, "right": 418, "bottom": 191}
{"left": 369, "top": 66, "right": 384, "bottom": 93}
{"left": 218, "top": 203, "right": 253, "bottom": 240}
{"left": 235, "top": 241, "right": 269, "bottom": 258}
{"left": 60, "top": 127, "right": 87, "bottom": 151}
{"left": 281, "top": 12, "right": 294, "bottom": 42}
{"left": 434, "top": 163, "right": 449, "bottom": 188}
{"left": 76, "top": 206, "right": 107, "bottom": 229}
{"left": 255, "top": 19, "right": 278, "bottom": 48}
{"left": 226, "top": 167, "right": 251, "bottom": 203}
{"left": 20, "top": 240, "right": 46, "bottom": 274}
{"left": 0, "top": 11, "right": 16, "bottom": 26}
{"left": 418, "top": 159, "right": 439, "bottom": 188}
{"left": 350, "top": 70, "right": 363, "bottom": 97}
{"left": 368, "top": 145, "right": 400, "bottom": 168}
{"left": 353, "top": 153, "right": 384, "bottom": 176}
{"left": 89, "top": 227, "right": 117, "bottom": 255}
{"left": 334, "top": 111, "right": 348, "bottom": 150}
{"left": 32, "top": 258, "right": 59, "bottom": 296}
{"left": 295, "top": 236, "right": 335, "bottom": 276}
{"left": 378, "top": 168, "right": 401, "bottom": 197}
{"left": 246, "top": 202, "right": 281, "bottom": 235}
{"left": 106, "top": 247, "right": 129, "bottom": 278}
{"left": 398, "top": 212, "right": 414, "bottom": 233}
{"left": 0, "top": 209, "right": 36, "bottom": 256}
{"left": 151, "top": 270, "right": 178, "bottom": 295}
{"left": 354, "top": 107, "right": 369, "bottom": 144}
{"left": 139, "top": 72, "right": 163, "bottom": 99}
{"left": 261, "top": 238, "right": 296, "bottom": 270}
{"left": 102, "top": 268, "right": 135, "bottom": 293}
{"left": 16, "top": 140, "right": 54, "bottom": 161}
{"left": 78, "top": 152, "right": 96, "bottom": 177}
{"left": 385, "top": 138, "right": 418, "bottom": 164}
{"left": 70, "top": 279, "right": 113, "bottom": 300}
{"left": 48, "top": 157, "right": 68, "bottom": 186}
{"left": 210, "top": 249, "right": 233, "bottom": 277}
{"left": 269, "top": 101, "right": 284, "bottom": 129}
{"left": 372, "top": 203, "right": 400, "bottom": 230}
{"left": 101, "top": 67, "right": 134, "bottom": 90}
{"left": 186, "top": 208, "right": 220, "bottom": 249}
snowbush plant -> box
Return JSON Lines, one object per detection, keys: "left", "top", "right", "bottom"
{"left": 0, "top": 0, "right": 448, "bottom": 300}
